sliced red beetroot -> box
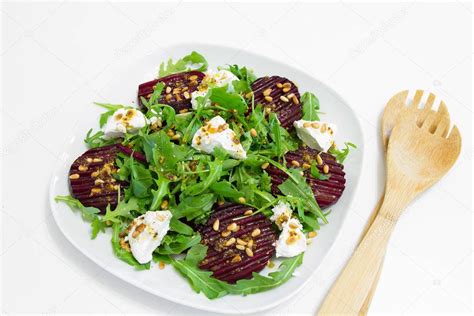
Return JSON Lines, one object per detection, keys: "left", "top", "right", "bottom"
{"left": 198, "top": 203, "right": 277, "bottom": 284}
{"left": 251, "top": 76, "right": 302, "bottom": 129}
{"left": 68, "top": 144, "right": 146, "bottom": 213}
{"left": 266, "top": 147, "right": 346, "bottom": 209}
{"left": 138, "top": 71, "right": 205, "bottom": 112}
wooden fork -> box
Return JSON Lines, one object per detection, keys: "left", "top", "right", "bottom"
{"left": 359, "top": 90, "right": 450, "bottom": 314}
{"left": 318, "top": 99, "right": 461, "bottom": 314}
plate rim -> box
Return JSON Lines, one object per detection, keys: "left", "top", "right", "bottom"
{"left": 48, "top": 42, "right": 365, "bottom": 314}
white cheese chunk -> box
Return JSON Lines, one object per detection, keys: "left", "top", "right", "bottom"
{"left": 275, "top": 218, "right": 307, "bottom": 258}
{"left": 103, "top": 108, "right": 148, "bottom": 139}
{"left": 191, "top": 116, "right": 247, "bottom": 160}
{"left": 270, "top": 201, "right": 293, "bottom": 230}
{"left": 191, "top": 69, "right": 238, "bottom": 110}
{"left": 293, "top": 120, "right": 337, "bottom": 152}
{"left": 127, "top": 210, "right": 172, "bottom": 264}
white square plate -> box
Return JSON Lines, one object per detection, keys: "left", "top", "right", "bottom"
{"left": 49, "top": 43, "right": 364, "bottom": 314}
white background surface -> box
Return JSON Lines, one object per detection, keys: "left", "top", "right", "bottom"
{"left": 1, "top": 1, "right": 472, "bottom": 315}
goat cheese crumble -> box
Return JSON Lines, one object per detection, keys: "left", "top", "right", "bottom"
{"left": 127, "top": 210, "right": 172, "bottom": 264}
{"left": 191, "top": 116, "right": 247, "bottom": 159}
{"left": 293, "top": 120, "right": 337, "bottom": 152}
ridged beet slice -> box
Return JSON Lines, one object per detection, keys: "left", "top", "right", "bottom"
{"left": 68, "top": 144, "right": 146, "bottom": 213}
{"left": 137, "top": 71, "right": 205, "bottom": 112}
{"left": 198, "top": 203, "right": 277, "bottom": 284}
{"left": 251, "top": 76, "right": 302, "bottom": 128}
{"left": 266, "top": 147, "right": 346, "bottom": 209}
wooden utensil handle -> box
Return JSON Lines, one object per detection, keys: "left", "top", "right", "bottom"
{"left": 318, "top": 193, "right": 409, "bottom": 315}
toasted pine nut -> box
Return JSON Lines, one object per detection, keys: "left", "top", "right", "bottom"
{"left": 250, "top": 128, "right": 257, "bottom": 137}
{"left": 251, "top": 228, "right": 261, "bottom": 237}
{"left": 316, "top": 154, "right": 323, "bottom": 166}
{"left": 263, "top": 88, "right": 272, "bottom": 96}
{"left": 291, "top": 160, "right": 300, "bottom": 167}
{"left": 225, "top": 237, "right": 236, "bottom": 246}
{"left": 231, "top": 255, "right": 242, "bottom": 263}
{"left": 292, "top": 96, "right": 299, "bottom": 105}
{"left": 237, "top": 238, "right": 247, "bottom": 246}
{"left": 213, "top": 219, "right": 220, "bottom": 231}
{"left": 236, "top": 244, "right": 246, "bottom": 250}
{"left": 264, "top": 96, "right": 273, "bottom": 102}
{"left": 323, "top": 164, "right": 329, "bottom": 174}
{"left": 308, "top": 231, "right": 317, "bottom": 238}
{"left": 261, "top": 162, "right": 270, "bottom": 169}
{"left": 280, "top": 96, "right": 289, "bottom": 102}
{"left": 276, "top": 82, "right": 283, "bottom": 88}
{"left": 245, "top": 247, "right": 254, "bottom": 257}
{"left": 302, "top": 163, "right": 311, "bottom": 169}
{"left": 221, "top": 230, "right": 231, "bottom": 237}
{"left": 282, "top": 87, "right": 290, "bottom": 93}
{"left": 159, "top": 261, "right": 165, "bottom": 269}
{"left": 238, "top": 197, "right": 246, "bottom": 204}
{"left": 244, "top": 210, "right": 253, "bottom": 216}
{"left": 69, "top": 174, "right": 80, "bottom": 180}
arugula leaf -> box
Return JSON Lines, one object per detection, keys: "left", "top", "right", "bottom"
{"left": 111, "top": 223, "right": 150, "bottom": 270}
{"left": 184, "top": 243, "right": 208, "bottom": 266}
{"left": 158, "top": 51, "right": 208, "bottom": 77}
{"left": 84, "top": 129, "right": 116, "bottom": 149}
{"left": 173, "top": 194, "right": 216, "bottom": 221}
{"left": 129, "top": 158, "right": 153, "bottom": 198}
{"left": 278, "top": 169, "right": 327, "bottom": 224}
{"left": 170, "top": 244, "right": 229, "bottom": 299}
{"left": 269, "top": 113, "right": 283, "bottom": 156}
{"left": 185, "top": 160, "right": 223, "bottom": 196}
{"left": 150, "top": 176, "right": 170, "bottom": 211}
{"left": 301, "top": 92, "right": 320, "bottom": 121}
{"left": 102, "top": 197, "right": 139, "bottom": 223}
{"left": 170, "top": 218, "right": 194, "bottom": 235}
{"left": 209, "top": 87, "right": 248, "bottom": 114}
{"left": 310, "top": 162, "right": 329, "bottom": 180}
{"left": 227, "top": 64, "right": 257, "bottom": 93}
{"left": 91, "top": 217, "right": 107, "bottom": 238}
{"left": 228, "top": 253, "right": 304, "bottom": 295}
{"left": 157, "top": 233, "right": 201, "bottom": 255}
{"left": 209, "top": 181, "right": 242, "bottom": 199}
{"left": 329, "top": 142, "right": 357, "bottom": 163}
{"left": 55, "top": 195, "right": 100, "bottom": 222}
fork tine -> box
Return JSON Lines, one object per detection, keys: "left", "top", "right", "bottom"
{"left": 434, "top": 116, "right": 450, "bottom": 137}
{"left": 437, "top": 101, "right": 450, "bottom": 118}
{"left": 423, "top": 93, "right": 436, "bottom": 110}
{"left": 420, "top": 112, "right": 436, "bottom": 131}
{"left": 448, "top": 125, "right": 462, "bottom": 143}
{"left": 410, "top": 90, "right": 424, "bottom": 108}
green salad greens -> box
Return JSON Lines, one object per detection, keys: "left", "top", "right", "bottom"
{"left": 56, "top": 51, "right": 355, "bottom": 299}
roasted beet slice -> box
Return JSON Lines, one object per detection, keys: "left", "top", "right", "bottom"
{"left": 198, "top": 203, "right": 277, "bottom": 284}
{"left": 251, "top": 76, "right": 302, "bottom": 128}
{"left": 138, "top": 71, "right": 205, "bottom": 112}
{"left": 68, "top": 144, "right": 146, "bottom": 213}
{"left": 266, "top": 147, "right": 346, "bottom": 208}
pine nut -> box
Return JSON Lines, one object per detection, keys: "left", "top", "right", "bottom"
{"left": 250, "top": 128, "right": 257, "bottom": 137}
{"left": 160, "top": 200, "right": 169, "bottom": 209}
{"left": 213, "top": 219, "right": 220, "bottom": 231}
{"left": 251, "top": 228, "right": 261, "bottom": 237}
{"left": 165, "top": 86, "right": 172, "bottom": 93}
{"left": 261, "top": 162, "right": 270, "bottom": 169}
{"left": 323, "top": 164, "right": 329, "bottom": 174}
{"left": 225, "top": 237, "right": 236, "bottom": 246}
{"left": 264, "top": 96, "right": 273, "bottom": 102}
{"left": 276, "top": 82, "right": 283, "bottom": 88}
{"left": 316, "top": 154, "right": 323, "bottom": 165}
{"left": 244, "top": 210, "right": 253, "bottom": 216}
{"left": 227, "top": 222, "right": 238, "bottom": 232}
{"left": 308, "top": 231, "right": 317, "bottom": 238}
{"left": 321, "top": 123, "right": 327, "bottom": 133}
{"left": 311, "top": 122, "right": 320, "bottom": 129}
{"left": 247, "top": 239, "right": 254, "bottom": 248}
{"left": 159, "top": 261, "right": 165, "bottom": 269}
{"left": 280, "top": 96, "right": 289, "bottom": 102}
{"left": 237, "top": 238, "right": 247, "bottom": 246}
{"left": 291, "top": 160, "right": 300, "bottom": 167}
{"left": 245, "top": 247, "right": 254, "bottom": 257}
{"left": 231, "top": 255, "right": 242, "bottom": 263}
{"left": 69, "top": 173, "right": 80, "bottom": 180}
{"left": 263, "top": 88, "right": 272, "bottom": 96}
{"left": 238, "top": 197, "right": 246, "bottom": 204}
{"left": 78, "top": 165, "right": 88, "bottom": 171}
{"left": 236, "top": 244, "right": 246, "bottom": 250}
{"left": 221, "top": 230, "right": 231, "bottom": 237}
{"left": 282, "top": 87, "right": 290, "bottom": 93}
{"left": 302, "top": 163, "right": 311, "bottom": 169}
{"left": 292, "top": 96, "right": 299, "bottom": 105}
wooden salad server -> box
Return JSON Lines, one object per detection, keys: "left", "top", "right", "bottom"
{"left": 359, "top": 90, "right": 450, "bottom": 314}
{"left": 318, "top": 92, "right": 461, "bottom": 315}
